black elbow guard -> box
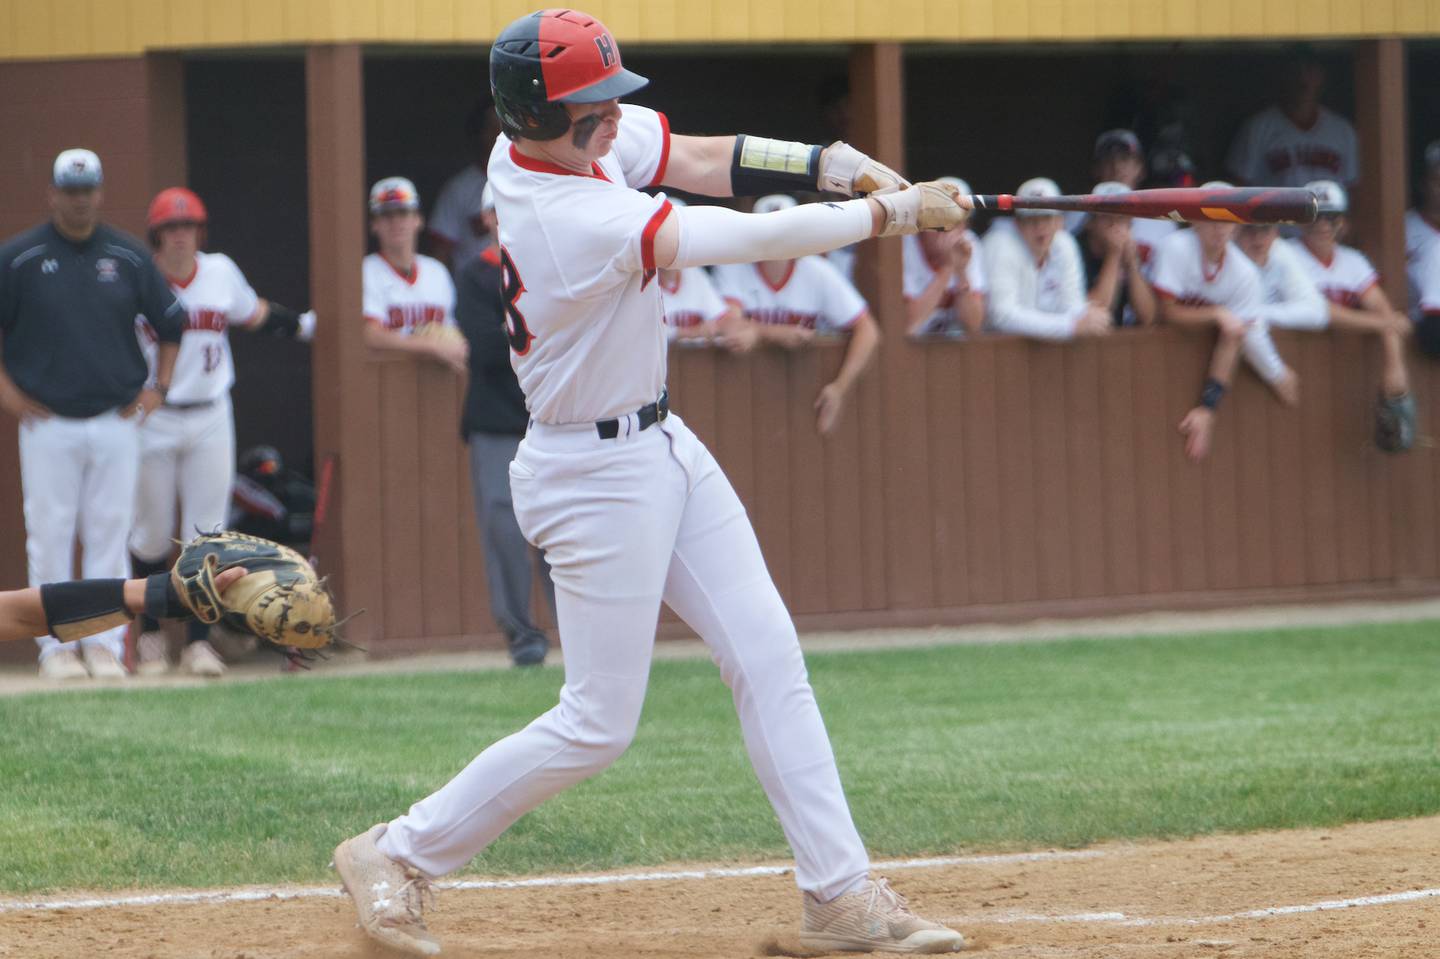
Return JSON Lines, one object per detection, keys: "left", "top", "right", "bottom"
{"left": 730, "top": 135, "right": 823, "bottom": 197}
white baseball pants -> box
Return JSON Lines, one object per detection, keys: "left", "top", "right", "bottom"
{"left": 378, "top": 413, "right": 870, "bottom": 901}
{"left": 19, "top": 411, "right": 140, "bottom": 660}
{"left": 130, "top": 396, "right": 236, "bottom": 562}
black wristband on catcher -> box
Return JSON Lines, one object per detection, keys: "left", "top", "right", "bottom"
{"left": 40, "top": 579, "right": 129, "bottom": 643}
{"left": 258, "top": 302, "right": 302, "bottom": 338}
{"left": 730, "top": 135, "right": 823, "bottom": 196}
{"left": 1199, "top": 377, "right": 1226, "bottom": 410}
{"left": 143, "top": 572, "right": 188, "bottom": 622}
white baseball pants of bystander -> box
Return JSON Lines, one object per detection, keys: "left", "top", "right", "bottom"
{"left": 129, "top": 396, "right": 236, "bottom": 562}
{"left": 377, "top": 412, "right": 871, "bottom": 902}
{"left": 19, "top": 411, "right": 140, "bottom": 660}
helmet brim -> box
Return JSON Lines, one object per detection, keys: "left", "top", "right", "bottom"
{"left": 557, "top": 67, "right": 649, "bottom": 104}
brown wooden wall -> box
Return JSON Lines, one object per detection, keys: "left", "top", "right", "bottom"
{"left": 343, "top": 325, "right": 1440, "bottom": 657}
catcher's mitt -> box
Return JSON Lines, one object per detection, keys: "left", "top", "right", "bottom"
{"left": 171, "top": 531, "right": 340, "bottom": 649}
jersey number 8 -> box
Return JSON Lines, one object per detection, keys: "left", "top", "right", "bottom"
{"left": 499, "top": 246, "right": 534, "bottom": 356}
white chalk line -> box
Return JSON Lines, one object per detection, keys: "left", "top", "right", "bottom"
{"left": 0, "top": 849, "right": 1100, "bottom": 914}
{"left": 946, "top": 885, "right": 1440, "bottom": 927}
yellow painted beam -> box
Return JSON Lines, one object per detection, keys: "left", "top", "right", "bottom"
{"left": 2, "top": 0, "right": 1439, "bottom": 60}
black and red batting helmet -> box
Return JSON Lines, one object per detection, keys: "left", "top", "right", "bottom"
{"left": 490, "top": 9, "right": 648, "bottom": 142}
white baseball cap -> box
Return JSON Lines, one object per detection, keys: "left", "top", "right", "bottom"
{"left": 369, "top": 176, "right": 420, "bottom": 214}
{"left": 1091, "top": 180, "right": 1129, "bottom": 196}
{"left": 480, "top": 182, "right": 495, "bottom": 213}
{"left": 53, "top": 148, "right": 102, "bottom": 188}
{"left": 753, "top": 194, "right": 797, "bottom": 216}
{"left": 1305, "top": 179, "right": 1348, "bottom": 214}
{"left": 1200, "top": 179, "right": 1234, "bottom": 190}
{"left": 1015, "top": 176, "right": 1061, "bottom": 217}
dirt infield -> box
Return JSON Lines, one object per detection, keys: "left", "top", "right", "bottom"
{"left": 3, "top": 816, "right": 1435, "bottom": 958}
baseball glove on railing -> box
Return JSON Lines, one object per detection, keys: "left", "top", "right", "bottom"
{"left": 170, "top": 531, "right": 347, "bottom": 650}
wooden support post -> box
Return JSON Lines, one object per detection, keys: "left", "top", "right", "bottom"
{"left": 306, "top": 44, "right": 384, "bottom": 645}
{"left": 850, "top": 43, "right": 937, "bottom": 610}
{"left": 144, "top": 54, "right": 187, "bottom": 196}
{"left": 1353, "top": 39, "right": 1407, "bottom": 306}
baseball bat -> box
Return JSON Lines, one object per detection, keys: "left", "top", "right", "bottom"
{"left": 968, "top": 187, "right": 1317, "bottom": 225}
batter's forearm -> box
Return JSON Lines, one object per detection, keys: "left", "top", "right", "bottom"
{"left": 662, "top": 134, "right": 739, "bottom": 197}
{"left": 665, "top": 200, "right": 881, "bottom": 270}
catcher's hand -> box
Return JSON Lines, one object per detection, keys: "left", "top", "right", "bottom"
{"left": 170, "top": 531, "right": 341, "bottom": 650}
{"left": 817, "top": 141, "right": 909, "bottom": 196}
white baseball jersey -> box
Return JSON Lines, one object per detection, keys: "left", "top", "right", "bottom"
{"left": 136, "top": 251, "right": 259, "bottom": 404}
{"left": 713, "top": 257, "right": 867, "bottom": 332}
{"left": 902, "top": 231, "right": 987, "bottom": 335}
{"left": 1131, "top": 218, "right": 1179, "bottom": 279}
{"left": 430, "top": 163, "right": 491, "bottom": 268}
{"left": 1151, "top": 229, "right": 1263, "bottom": 320}
{"left": 1405, "top": 209, "right": 1440, "bottom": 264}
{"left": 1226, "top": 105, "right": 1359, "bottom": 188}
{"left": 362, "top": 253, "right": 456, "bottom": 334}
{"left": 1287, "top": 239, "right": 1377, "bottom": 308}
{"left": 1408, "top": 241, "right": 1440, "bottom": 320}
{"left": 486, "top": 103, "right": 672, "bottom": 424}
{"left": 659, "top": 267, "right": 728, "bottom": 340}
{"left": 1245, "top": 239, "right": 1328, "bottom": 330}
{"left": 981, "top": 225, "right": 1087, "bottom": 339}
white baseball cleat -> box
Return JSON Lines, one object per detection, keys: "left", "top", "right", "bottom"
{"left": 800, "top": 876, "right": 966, "bottom": 953}
{"left": 38, "top": 647, "right": 90, "bottom": 681}
{"left": 80, "top": 645, "right": 128, "bottom": 680}
{"left": 136, "top": 631, "right": 170, "bottom": 676}
{"left": 180, "top": 640, "right": 226, "bottom": 678}
{"left": 333, "top": 824, "right": 441, "bottom": 956}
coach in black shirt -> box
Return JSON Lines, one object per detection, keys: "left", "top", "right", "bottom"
{"left": 0, "top": 149, "right": 183, "bottom": 681}
{"left": 454, "top": 185, "right": 554, "bottom": 668}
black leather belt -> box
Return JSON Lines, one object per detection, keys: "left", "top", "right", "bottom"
{"left": 163, "top": 398, "right": 218, "bottom": 411}
{"left": 596, "top": 390, "right": 669, "bottom": 439}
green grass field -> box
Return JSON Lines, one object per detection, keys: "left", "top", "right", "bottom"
{"left": 2, "top": 621, "right": 1438, "bottom": 895}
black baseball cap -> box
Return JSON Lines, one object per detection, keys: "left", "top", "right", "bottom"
{"left": 1094, "top": 129, "right": 1142, "bottom": 161}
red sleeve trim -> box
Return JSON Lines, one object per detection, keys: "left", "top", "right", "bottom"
{"left": 641, "top": 200, "right": 674, "bottom": 274}
{"left": 648, "top": 112, "right": 672, "bottom": 188}
{"left": 1358, "top": 276, "right": 1379, "bottom": 297}
{"left": 1152, "top": 285, "right": 1177, "bottom": 301}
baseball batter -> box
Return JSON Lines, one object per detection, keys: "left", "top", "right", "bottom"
{"left": 130, "top": 187, "right": 316, "bottom": 676}
{"left": 1289, "top": 180, "right": 1415, "bottom": 451}
{"left": 332, "top": 9, "right": 969, "bottom": 956}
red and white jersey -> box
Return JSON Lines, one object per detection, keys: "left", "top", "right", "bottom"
{"left": 137, "top": 251, "right": 259, "bottom": 404}
{"left": 713, "top": 257, "right": 867, "bottom": 332}
{"left": 1131, "top": 218, "right": 1179, "bottom": 278}
{"left": 1244, "top": 239, "right": 1328, "bottom": 330}
{"left": 1151, "top": 229, "right": 1262, "bottom": 321}
{"left": 659, "top": 267, "right": 727, "bottom": 339}
{"left": 1287, "top": 239, "right": 1378, "bottom": 307}
{"left": 1226, "top": 105, "right": 1358, "bottom": 188}
{"left": 486, "top": 103, "right": 672, "bottom": 424}
{"left": 902, "top": 230, "right": 986, "bottom": 335}
{"left": 362, "top": 253, "right": 456, "bottom": 335}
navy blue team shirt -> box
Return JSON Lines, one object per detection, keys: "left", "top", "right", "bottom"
{"left": 0, "top": 221, "right": 183, "bottom": 418}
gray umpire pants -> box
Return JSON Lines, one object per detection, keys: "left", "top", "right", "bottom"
{"left": 468, "top": 431, "right": 556, "bottom": 646}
